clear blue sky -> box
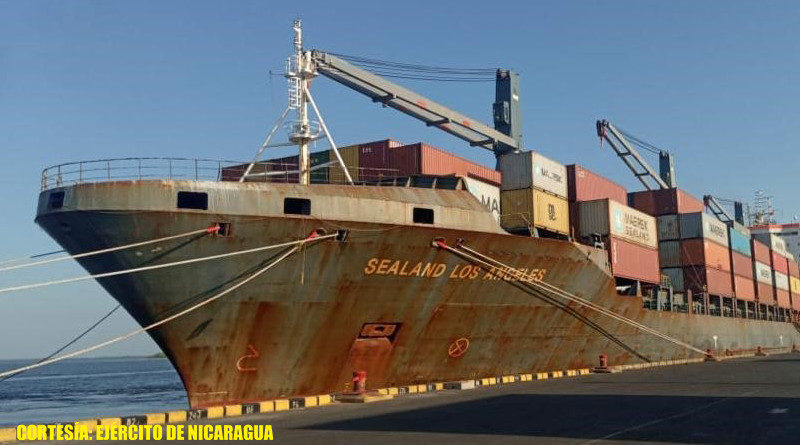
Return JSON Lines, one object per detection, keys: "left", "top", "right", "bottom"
{"left": 1, "top": 1, "right": 799, "bottom": 359}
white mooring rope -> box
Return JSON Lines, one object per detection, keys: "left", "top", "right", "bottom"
{"left": 0, "top": 232, "right": 335, "bottom": 379}
{"left": 0, "top": 235, "right": 326, "bottom": 295}
{"left": 440, "top": 241, "right": 706, "bottom": 356}
{"left": 0, "top": 226, "right": 220, "bottom": 274}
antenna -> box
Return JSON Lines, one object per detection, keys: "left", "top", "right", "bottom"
{"left": 750, "top": 190, "right": 776, "bottom": 225}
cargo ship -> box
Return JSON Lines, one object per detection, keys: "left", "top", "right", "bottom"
{"left": 34, "top": 21, "right": 800, "bottom": 408}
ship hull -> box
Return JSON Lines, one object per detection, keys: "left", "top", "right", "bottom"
{"left": 35, "top": 181, "right": 800, "bottom": 407}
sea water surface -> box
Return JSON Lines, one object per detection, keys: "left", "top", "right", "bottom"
{"left": 0, "top": 357, "right": 187, "bottom": 426}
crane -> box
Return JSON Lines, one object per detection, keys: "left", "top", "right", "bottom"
{"left": 704, "top": 195, "right": 747, "bottom": 225}
{"left": 595, "top": 120, "right": 677, "bottom": 190}
{"left": 240, "top": 20, "right": 524, "bottom": 184}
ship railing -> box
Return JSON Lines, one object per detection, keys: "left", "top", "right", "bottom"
{"left": 40, "top": 158, "right": 408, "bottom": 191}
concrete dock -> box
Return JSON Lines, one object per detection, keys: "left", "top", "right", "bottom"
{"left": 60, "top": 354, "right": 800, "bottom": 444}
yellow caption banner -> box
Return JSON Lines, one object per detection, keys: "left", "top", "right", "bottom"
{"left": 16, "top": 424, "right": 274, "bottom": 441}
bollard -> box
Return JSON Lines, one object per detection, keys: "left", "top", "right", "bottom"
{"left": 352, "top": 371, "right": 367, "bottom": 394}
{"left": 755, "top": 346, "right": 767, "bottom": 357}
{"left": 704, "top": 348, "right": 719, "bottom": 362}
{"left": 592, "top": 353, "right": 615, "bottom": 373}
{"left": 792, "top": 344, "right": 800, "bottom": 354}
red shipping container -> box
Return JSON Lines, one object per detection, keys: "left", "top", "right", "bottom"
{"left": 679, "top": 239, "right": 731, "bottom": 271}
{"left": 732, "top": 274, "right": 755, "bottom": 301}
{"left": 683, "top": 265, "right": 734, "bottom": 297}
{"left": 793, "top": 292, "right": 800, "bottom": 311}
{"left": 752, "top": 239, "right": 770, "bottom": 263}
{"left": 628, "top": 188, "right": 703, "bottom": 216}
{"left": 607, "top": 237, "right": 660, "bottom": 284}
{"left": 390, "top": 143, "right": 501, "bottom": 186}
{"left": 566, "top": 165, "right": 627, "bottom": 203}
{"left": 756, "top": 281, "right": 775, "bottom": 304}
{"left": 357, "top": 139, "right": 402, "bottom": 170}
{"left": 790, "top": 260, "right": 800, "bottom": 277}
{"left": 731, "top": 251, "right": 754, "bottom": 278}
{"left": 771, "top": 251, "right": 789, "bottom": 274}
{"left": 776, "top": 288, "right": 791, "bottom": 309}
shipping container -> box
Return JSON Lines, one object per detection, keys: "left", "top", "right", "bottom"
{"left": 679, "top": 238, "right": 732, "bottom": 271}
{"left": 776, "top": 288, "right": 791, "bottom": 309}
{"left": 731, "top": 251, "right": 754, "bottom": 278}
{"left": 391, "top": 143, "right": 501, "bottom": 186}
{"left": 727, "top": 222, "right": 752, "bottom": 257}
{"left": 756, "top": 281, "right": 775, "bottom": 304}
{"left": 566, "top": 165, "right": 627, "bottom": 203}
{"left": 774, "top": 271, "right": 790, "bottom": 291}
{"left": 732, "top": 274, "right": 756, "bottom": 301}
{"left": 576, "top": 199, "right": 657, "bottom": 249}
{"left": 659, "top": 240, "right": 681, "bottom": 268}
{"left": 500, "top": 188, "right": 570, "bottom": 234}
{"left": 329, "top": 145, "right": 360, "bottom": 183}
{"left": 662, "top": 267, "right": 684, "bottom": 291}
{"left": 463, "top": 177, "right": 500, "bottom": 222}
{"left": 791, "top": 276, "right": 800, "bottom": 294}
{"left": 752, "top": 233, "right": 787, "bottom": 256}
{"left": 657, "top": 214, "right": 680, "bottom": 241}
{"left": 771, "top": 251, "right": 789, "bottom": 274}
{"left": 754, "top": 261, "right": 773, "bottom": 285}
{"left": 627, "top": 188, "right": 703, "bottom": 216}
{"left": 608, "top": 237, "right": 660, "bottom": 284}
{"left": 357, "top": 139, "right": 402, "bottom": 170}
{"left": 682, "top": 266, "right": 734, "bottom": 297}
{"left": 498, "top": 151, "right": 567, "bottom": 197}
{"left": 790, "top": 260, "right": 800, "bottom": 279}
{"left": 751, "top": 239, "right": 770, "bottom": 264}
{"left": 679, "top": 213, "right": 729, "bottom": 247}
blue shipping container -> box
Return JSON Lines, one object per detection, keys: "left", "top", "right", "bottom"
{"left": 729, "top": 226, "right": 752, "bottom": 257}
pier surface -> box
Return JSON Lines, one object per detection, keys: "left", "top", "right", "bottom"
{"left": 68, "top": 354, "right": 800, "bottom": 444}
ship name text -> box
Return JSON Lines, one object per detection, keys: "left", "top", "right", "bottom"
{"left": 363, "top": 258, "right": 547, "bottom": 282}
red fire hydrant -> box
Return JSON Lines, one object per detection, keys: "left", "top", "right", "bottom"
{"left": 598, "top": 354, "right": 608, "bottom": 369}
{"left": 352, "top": 371, "right": 367, "bottom": 393}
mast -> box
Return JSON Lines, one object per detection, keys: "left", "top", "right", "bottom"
{"left": 287, "top": 19, "right": 314, "bottom": 185}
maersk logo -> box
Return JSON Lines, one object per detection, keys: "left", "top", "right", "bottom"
{"left": 707, "top": 222, "right": 726, "bottom": 238}
{"left": 534, "top": 164, "right": 564, "bottom": 184}
{"left": 613, "top": 209, "right": 624, "bottom": 234}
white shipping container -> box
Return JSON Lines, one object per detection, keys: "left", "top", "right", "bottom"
{"left": 679, "top": 213, "right": 729, "bottom": 247}
{"left": 659, "top": 240, "right": 681, "bottom": 267}
{"left": 578, "top": 199, "right": 657, "bottom": 249}
{"left": 662, "top": 267, "right": 685, "bottom": 291}
{"left": 658, "top": 214, "right": 680, "bottom": 241}
{"left": 755, "top": 261, "right": 773, "bottom": 285}
{"left": 498, "top": 151, "right": 567, "bottom": 197}
{"left": 463, "top": 177, "right": 500, "bottom": 223}
{"left": 774, "top": 271, "right": 790, "bottom": 290}
{"left": 753, "top": 233, "right": 787, "bottom": 256}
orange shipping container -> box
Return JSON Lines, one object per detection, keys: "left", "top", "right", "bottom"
{"left": 776, "top": 288, "right": 791, "bottom": 309}
{"left": 756, "top": 281, "right": 775, "bottom": 304}
{"left": 627, "top": 188, "right": 703, "bottom": 216}
{"left": 390, "top": 143, "right": 501, "bottom": 186}
{"left": 679, "top": 239, "right": 731, "bottom": 271}
{"left": 752, "top": 239, "right": 770, "bottom": 264}
{"left": 732, "top": 274, "right": 756, "bottom": 301}
{"left": 683, "top": 266, "right": 734, "bottom": 297}
{"left": 731, "top": 251, "right": 754, "bottom": 278}
{"left": 771, "top": 251, "right": 789, "bottom": 274}
{"left": 607, "top": 237, "right": 660, "bottom": 284}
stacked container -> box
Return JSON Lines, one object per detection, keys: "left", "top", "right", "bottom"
{"left": 389, "top": 143, "right": 500, "bottom": 185}
{"left": 754, "top": 233, "right": 791, "bottom": 310}
{"left": 727, "top": 222, "right": 756, "bottom": 302}
{"left": 659, "top": 213, "right": 733, "bottom": 298}
{"left": 566, "top": 164, "right": 627, "bottom": 240}
{"left": 628, "top": 188, "right": 704, "bottom": 216}
{"left": 498, "top": 151, "right": 570, "bottom": 235}
{"left": 576, "top": 199, "right": 659, "bottom": 283}
{"left": 751, "top": 238, "right": 775, "bottom": 306}
{"left": 789, "top": 257, "right": 800, "bottom": 312}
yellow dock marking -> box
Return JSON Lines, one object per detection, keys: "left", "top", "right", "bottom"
{"left": 304, "top": 396, "right": 318, "bottom": 407}
{"left": 145, "top": 413, "right": 166, "bottom": 424}
{"left": 550, "top": 371, "right": 564, "bottom": 378}
{"left": 434, "top": 383, "right": 444, "bottom": 391}
{"left": 167, "top": 411, "right": 187, "bottom": 423}
{"left": 75, "top": 420, "right": 98, "bottom": 433}
{"left": 258, "top": 401, "right": 274, "bottom": 412}
{"left": 536, "top": 372, "right": 549, "bottom": 380}
{"left": 521, "top": 373, "right": 533, "bottom": 381}
{"left": 317, "top": 395, "right": 332, "bottom": 405}
{"left": 408, "top": 385, "right": 418, "bottom": 394}
{"left": 99, "top": 417, "right": 121, "bottom": 426}
{"left": 224, "top": 405, "right": 242, "bottom": 417}
{"left": 416, "top": 384, "right": 427, "bottom": 393}
{"left": 0, "top": 428, "right": 16, "bottom": 443}
{"left": 274, "top": 399, "right": 290, "bottom": 411}
{"left": 206, "top": 407, "right": 224, "bottom": 419}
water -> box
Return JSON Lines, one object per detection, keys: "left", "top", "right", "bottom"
{"left": 0, "top": 357, "right": 187, "bottom": 426}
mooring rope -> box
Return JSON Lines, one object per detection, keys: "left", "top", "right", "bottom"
{"left": 0, "top": 234, "right": 327, "bottom": 295}
{"left": 435, "top": 240, "right": 706, "bottom": 356}
{"left": 0, "top": 226, "right": 220, "bottom": 274}
{"left": 0, "top": 231, "right": 334, "bottom": 379}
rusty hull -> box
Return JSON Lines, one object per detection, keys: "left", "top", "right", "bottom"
{"left": 35, "top": 180, "right": 800, "bottom": 408}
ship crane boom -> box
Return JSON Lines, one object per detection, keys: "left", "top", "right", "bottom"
{"left": 309, "top": 50, "right": 522, "bottom": 156}
{"left": 596, "top": 119, "right": 676, "bottom": 190}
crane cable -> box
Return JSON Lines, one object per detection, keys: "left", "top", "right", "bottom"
{"left": 0, "top": 225, "right": 221, "bottom": 274}
{"left": 0, "top": 231, "right": 334, "bottom": 380}
{"left": 435, "top": 239, "right": 706, "bottom": 356}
